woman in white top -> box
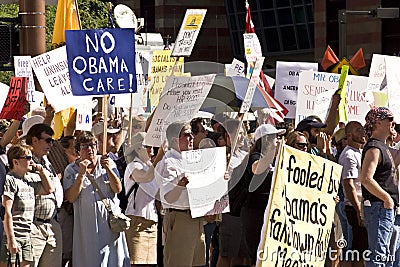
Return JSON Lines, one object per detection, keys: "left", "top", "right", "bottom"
{"left": 124, "top": 132, "right": 160, "bottom": 267}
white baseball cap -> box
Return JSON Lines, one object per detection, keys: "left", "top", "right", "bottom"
{"left": 254, "top": 124, "right": 286, "bottom": 141}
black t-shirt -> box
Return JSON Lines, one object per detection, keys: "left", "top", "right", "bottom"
{"left": 244, "top": 152, "right": 273, "bottom": 208}
{"left": 361, "top": 138, "right": 399, "bottom": 205}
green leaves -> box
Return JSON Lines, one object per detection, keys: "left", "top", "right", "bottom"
{"left": 0, "top": 0, "right": 109, "bottom": 84}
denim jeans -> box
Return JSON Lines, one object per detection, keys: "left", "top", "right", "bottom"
{"left": 389, "top": 215, "right": 400, "bottom": 267}
{"left": 336, "top": 200, "right": 352, "bottom": 253}
{"left": 364, "top": 201, "right": 395, "bottom": 267}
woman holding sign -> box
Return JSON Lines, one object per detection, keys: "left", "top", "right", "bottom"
{"left": 240, "top": 124, "right": 284, "bottom": 266}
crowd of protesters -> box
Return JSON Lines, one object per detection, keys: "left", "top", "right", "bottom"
{"left": 0, "top": 94, "right": 399, "bottom": 267}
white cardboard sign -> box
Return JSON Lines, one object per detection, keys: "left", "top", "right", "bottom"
{"left": 75, "top": 97, "right": 93, "bottom": 131}
{"left": 240, "top": 57, "right": 264, "bottom": 113}
{"left": 182, "top": 147, "right": 228, "bottom": 218}
{"left": 144, "top": 74, "right": 216, "bottom": 147}
{"left": 30, "top": 46, "right": 79, "bottom": 112}
{"left": 296, "top": 71, "right": 371, "bottom": 125}
{"left": 171, "top": 9, "right": 207, "bottom": 57}
{"left": 226, "top": 58, "right": 246, "bottom": 77}
{"left": 275, "top": 61, "right": 318, "bottom": 118}
{"left": 112, "top": 49, "right": 152, "bottom": 108}
{"left": 243, "top": 33, "right": 262, "bottom": 62}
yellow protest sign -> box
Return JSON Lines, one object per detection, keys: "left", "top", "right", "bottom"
{"left": 150, "top": 50, "right": 184, "bottom": 110}
{"left": 184, "top": 14, "right": 203, "bottom": 30}
{"left": 372, "top": 91, "right": 389, "bottom": 107}
{"left": 337, "top": 65, "right": 349, "bottom": 123}
{"left": 257, "top": 145, "right": 342, "bottom": 267}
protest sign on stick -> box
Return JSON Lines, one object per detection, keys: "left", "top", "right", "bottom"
{"left": 65, "top": 28, "right": 136, "bottom": 96}
{"left": 239, "top": 57, "right": 264, "bottom": 114}
{"left": 75, "top": 97, "right": 93, "bottom": 131}
{"left": 171, "top": 9, "right": 207, "bottom": 57}
{"left": 257, "top": 144, "right": 342, "bottom": 267}
{"left": 31, "top": 46, "right": 78, "bottom": 112}
{"left": 0, "top": 77, "right": 28, "bottom": 120}
{"left": 14, "top": 56, "right": 43, "bottom": 111}
{"left": 144, "top": 74, "right": 215, "bottom": 147}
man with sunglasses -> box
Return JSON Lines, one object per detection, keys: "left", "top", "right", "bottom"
{"left": 361, "top": 107, "right": 400, "bottom": 267}
{"left": 26, "top": 123, "right": 63, "bottom": 267}
{"left": 155, "top": 121, "right": 206, "bottom": 267}
{"left": 338, "top": 121, "right": 368, "bottom": 266}
{"left": 295, "top": 117, "right": 335, "bottom": 161}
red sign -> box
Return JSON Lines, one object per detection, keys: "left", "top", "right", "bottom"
{"left": 0, "top": 77, "right": 28, "bottom": 120}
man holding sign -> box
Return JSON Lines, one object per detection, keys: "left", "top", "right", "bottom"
{"left": 155, "top": 121, "right": 205, "bottom": 267}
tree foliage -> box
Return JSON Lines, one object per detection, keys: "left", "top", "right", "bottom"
{"left": 0, "top": 0, "right": 109, "bottom": 84}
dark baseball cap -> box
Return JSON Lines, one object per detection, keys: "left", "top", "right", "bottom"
{"left": 295, "top": 118, "right": 327, "bottom": 132}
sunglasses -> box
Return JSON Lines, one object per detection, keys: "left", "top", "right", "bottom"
{"left": 81, "top": 143, "right": 97, "bottom": 150}
{"left": 181, "top": 132, "right": 194, "bottom": 138}
{"left": 41, "top": 137, "right": 54, "bottom": 144}
{"left": 295, "top": 142, "right": 308, "bottom": 149}
{"left": 18, "top": 155, "right": 32, "bottom": 160}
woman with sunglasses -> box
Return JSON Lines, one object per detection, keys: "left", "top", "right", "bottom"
{"left": 239, "top": 124, "right": 284, "bottom": 266}
{"left": 0, "top": 145, "right": 54, "bottom": 267}
{"left": 64, "top": 131, "right": 129, "bottom": 267}
{"left": 285, "top": 131, "right": 309, "bottom": 152}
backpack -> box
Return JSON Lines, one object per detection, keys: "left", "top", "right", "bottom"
{"left": 118, "top": 182, "right": 139, "bottom": 214}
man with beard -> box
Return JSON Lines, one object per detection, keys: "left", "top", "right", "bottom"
{"left": 295, "top": 116, "right": 335, "bottom": 160}
{"left": 339, "top": 121, "right": 368, "bottom": 267}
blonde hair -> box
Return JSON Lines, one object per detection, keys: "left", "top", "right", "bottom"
{"left": 7, "top": 145, "right": 31, "bottom": 170}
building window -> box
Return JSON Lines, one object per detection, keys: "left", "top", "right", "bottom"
{"left": 225, "top": 0, "right": 314, "bottom": 59}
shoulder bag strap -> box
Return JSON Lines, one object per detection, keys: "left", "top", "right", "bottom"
{"left": 85, "top": 171, "right": 113, "bottom": 213}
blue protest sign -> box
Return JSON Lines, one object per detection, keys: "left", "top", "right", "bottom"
{"left": 65, "top": 28, "right": 136, "bottom": 96}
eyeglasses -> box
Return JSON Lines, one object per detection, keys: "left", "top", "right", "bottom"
{"left": 80, "top": 143, "right": 97, "bottom": 150}
{"left": 295, "top": 143, "right": 308, "bottom": 149}
{"left": 18, "top": 155, "right": 32, "bottom": 160}
{"left": 41, "top": 137, "right": 54, "bottom": 144}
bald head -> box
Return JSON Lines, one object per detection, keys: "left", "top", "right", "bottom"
{"left": 345, "top": 121, "right": 366, "bottom": 148}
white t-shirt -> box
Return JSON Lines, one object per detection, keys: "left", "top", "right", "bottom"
{"left": 338, "top": 146, "right": 362, "bottom": 206}
{"left": 155, "top": 149, "right": 190, "bottom": 210}
{"left": 124, "top": 158, "right": 158, "bottom": 222}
